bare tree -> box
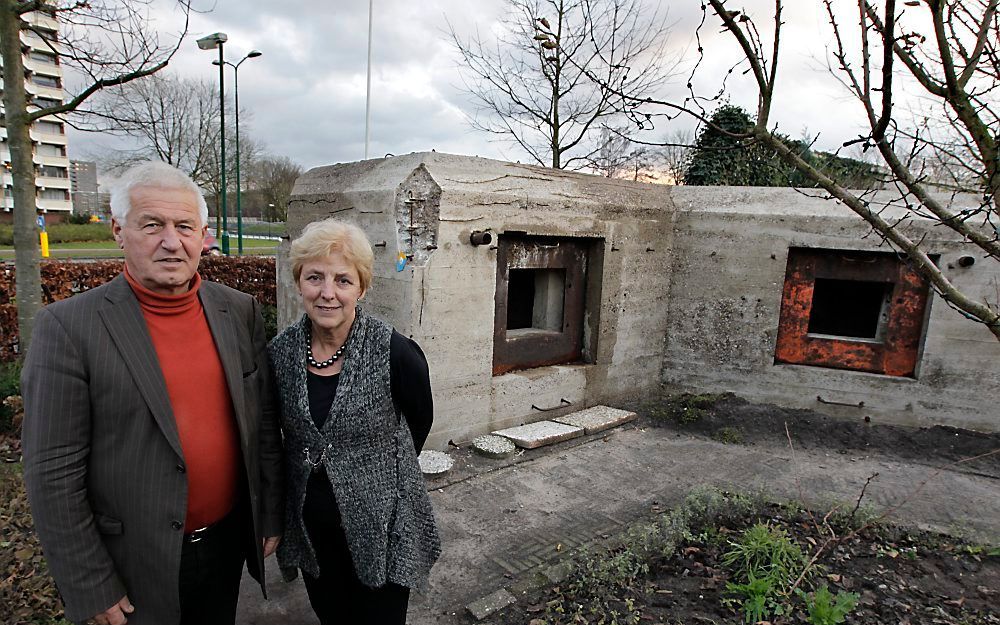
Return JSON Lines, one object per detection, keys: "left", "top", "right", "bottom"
{"left": 94, "top": 72, "right": 263, "bottom": 232}
{"left": 95, "top": 73, "right": 222, "bottom": 188}
{"left": 603, "top": 0, "right": 1000, "bottom": 340}
{"left": 659, "top": 127, "right": 692, "bottom": 185}
{"left": 0, "top": 0, "right": 191, "bottom": 353}
{"left": 449, "top": 0, "right": 676, "bottom": 169}
{"left": 245, "top": 155, "right": 302, "bottom": 222}
{"left": 589, "top": 127, "right": 667, "bottom": 182}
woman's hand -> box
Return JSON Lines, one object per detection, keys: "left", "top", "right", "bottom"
{"left": 263, "top": 535, "right": 281, "bottom": 557}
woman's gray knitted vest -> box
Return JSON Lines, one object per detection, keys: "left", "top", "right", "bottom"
{"left": 268, "top": 310, "right": 440, "bottom": 589}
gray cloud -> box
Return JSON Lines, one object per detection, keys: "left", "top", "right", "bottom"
{"left": 69, "top": 0, "right": 891, "bottom": 174}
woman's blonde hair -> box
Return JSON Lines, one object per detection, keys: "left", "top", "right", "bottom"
{"left": 290, "top": 219, "right": 374, "bottom": 294}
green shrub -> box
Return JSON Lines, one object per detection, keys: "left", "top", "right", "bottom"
{"left": 648, "top": 393, "right": 725, "bottom": 425}
{"left": 46, "top": 223, "right": 114, "bottom": 243}
{"left": 796, "top": 585, "right": 860, "bottom": 625}
{"left": 260, "top": 304, "right": 278, "bottom": 342}
{"left": 713, "top": 426, "right": 744, "bottom": 444}
{"left": 65, "top": 212, "right": 94, "bottom": 225}
{"left": 723, "top": 522, "right": 805, "bottom": 582}
{"left": 722, "top": 522, "right": 807, "bottom": 623}
{"left": 0, "top": 223, "right": 114, "bottom": 245}
{"left": 0, "top": 360, "right": 22, "bottom": 434}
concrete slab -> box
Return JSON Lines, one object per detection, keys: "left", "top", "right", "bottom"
{"left": 493, "top": 420, "right": 585, "bottom": 449}
{"left": 418, "top": 450, "right": 454, "bottom": 476}
{"left": 553, "top": 405, "right": 637, "bottom": 435}
{"left": 466, "top": 588, "right": 516, "bottom": 621}
{"left": 471, "top": 434, "right": 517, "bottom": 459}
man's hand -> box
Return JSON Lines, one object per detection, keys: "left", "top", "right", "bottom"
{"left": 92, "top": 596, "right": 134, "bottom": 625}
{"left": 263, "top": 535, "right": 281, "bottom": 558}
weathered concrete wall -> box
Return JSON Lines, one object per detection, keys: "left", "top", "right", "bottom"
{"left": 282, "top": 153, "right": 678, "bottom": 449}
{"left": 662, "top": 186, "right": 1000, "bottom": 432}
{"left": 281, "top": 155, "right": 1000, "bottom": 445}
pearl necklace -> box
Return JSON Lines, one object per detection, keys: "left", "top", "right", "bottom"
{"left": 307, "top": 335, "right": 347, "bottom": 369}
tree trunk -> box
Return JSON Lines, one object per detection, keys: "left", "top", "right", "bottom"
{"left": 0, "top": 0, "right": 42, "bottom": 356}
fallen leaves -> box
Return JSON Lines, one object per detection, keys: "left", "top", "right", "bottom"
{"left": 0, "top": 465, "right": 66, "bottom": 624}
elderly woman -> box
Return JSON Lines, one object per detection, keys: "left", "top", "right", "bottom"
{"left": 268, "top": 219, "right": 440, "bottom": 624}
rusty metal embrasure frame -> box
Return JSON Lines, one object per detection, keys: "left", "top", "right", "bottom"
{"left": 493, "top": 235, "right": 589, "bottom": 376}
{"left": 774, "top": 247, "right": 933, "bottom": 377}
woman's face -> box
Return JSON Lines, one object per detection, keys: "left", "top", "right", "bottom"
{"left": 298, "top": 251, "right": 365, "bottom": 336}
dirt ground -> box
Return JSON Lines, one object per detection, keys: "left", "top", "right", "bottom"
{"left": 492, "top": 395, "right": 1000, "bottom": 625}
{"left": 639, "top": 392, "right": 1000, "bottom": 478}
{"left": 497, "top": 392, "right": 1000, "bottom": 625}
{"left": 509, "top": 500, "right": 1000, "bottom": 625}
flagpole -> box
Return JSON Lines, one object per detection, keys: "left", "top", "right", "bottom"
{"left": 364, "top": 0, "right": 373, "bottom": 159}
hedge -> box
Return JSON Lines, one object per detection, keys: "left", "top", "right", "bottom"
{"left": 0, "top": 256, "right": 275, "bottom": 362}
{"left": 0, "top": 223, "right": 116, "bottom": 246}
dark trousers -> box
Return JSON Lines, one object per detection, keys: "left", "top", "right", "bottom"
{"left": 302, "top": 472, "right": 411, "bottom": 625}
{"left": 178, "top": 508, "right": 247, "bottom": 625}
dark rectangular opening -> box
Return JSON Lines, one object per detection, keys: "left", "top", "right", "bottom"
{"left": 507, "top": 268, "right": 565, "bottom": 331}
{"left": 807, "top": 278, "right": 892, "bottom": 339}
{"left": 494, "top": 235, "right": 593, "bottom": 375}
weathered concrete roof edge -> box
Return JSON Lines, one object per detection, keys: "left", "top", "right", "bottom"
{"left": 292, "top": 151, "right": 985, "bottom": 225}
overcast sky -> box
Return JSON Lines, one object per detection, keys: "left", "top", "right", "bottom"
{"left": 68, "top": 0, "right": 890, "bottom": 176}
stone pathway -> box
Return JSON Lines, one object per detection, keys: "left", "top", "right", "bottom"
{"left": 236, "top": 421, "right": 1000, "bottom": 625}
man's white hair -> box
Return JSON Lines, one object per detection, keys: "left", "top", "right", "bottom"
{"left": 109, "top": 161, "right": 209, "bottom": 226}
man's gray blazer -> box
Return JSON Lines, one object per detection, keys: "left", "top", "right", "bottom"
{"left": 21, "top": 274, "right": 284, "bottom": 624}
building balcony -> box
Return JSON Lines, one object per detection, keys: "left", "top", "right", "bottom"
{"left": 23, "top": 55, "right": 62, "bottom": 77}
{"left": 37, "top": 175, "right": 71, "bottom": 189}
{"left": 25, "top": 11, "right": 60, "bottom": 31}
{"left": 24, "top": 82, "right": 64, "bottom": 101}
{"left": 37, "top": 197, "right": 71, "bottom": 212}
{"left": 31, "top": 129, "right": 68, "bottom": 145}
{"left": 33, "top": 153, "right": 69, "bottom": 167}
{"left": 21, "top": 31, "right": 64, "bottom": 55}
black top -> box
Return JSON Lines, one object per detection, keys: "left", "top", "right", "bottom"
{"left": 305, "top": 330, "right": 434, "bottom": 452}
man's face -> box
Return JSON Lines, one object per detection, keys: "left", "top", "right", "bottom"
{"left": 112, "top": 186, "right": 206, "bottom": 296}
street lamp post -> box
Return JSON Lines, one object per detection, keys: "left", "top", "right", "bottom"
{"left": 197, "top": 32, "right": 230, "bottom": 254}
{"left": 215, "top": 49, "right": 262, "bottom": 255}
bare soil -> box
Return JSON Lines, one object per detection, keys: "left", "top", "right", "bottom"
{"left": 639, "top": 392, "right": 1000, "bottom": 478}
{"left": 501, "top": 393, "right": 1000, "bottom": 625}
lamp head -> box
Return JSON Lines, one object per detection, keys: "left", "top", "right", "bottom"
{"left": 247, "top": 49, "right": 263, "bottom": 58}
{"left": 196, "top": 32, "right": 228, "bottom": 50}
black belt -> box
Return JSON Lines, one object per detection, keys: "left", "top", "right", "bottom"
{"left": 183, "top": 508, "right": 237, "bottom": 544}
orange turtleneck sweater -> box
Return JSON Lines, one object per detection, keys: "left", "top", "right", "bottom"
{"left": 124, "top": 268, "right": 241, "bottom": 531}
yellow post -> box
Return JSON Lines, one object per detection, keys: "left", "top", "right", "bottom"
{"left": 40, "top": 231, "right": 50, "bottom": 258}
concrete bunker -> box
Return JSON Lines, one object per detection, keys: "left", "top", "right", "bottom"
{"left": 280, "top": 153, "right": 1000, "bottom": 448}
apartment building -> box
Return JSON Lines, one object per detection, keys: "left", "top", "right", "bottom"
{"left": 0, "top": 8, "right": 72, "bottom": 221}
{"left": 70, "top": 160, "right": 99, "bottom": 215}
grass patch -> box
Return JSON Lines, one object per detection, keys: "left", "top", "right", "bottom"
{"left": 0, "top": 238, "right": 276, "bottom": 260}
{"left": 647, "top": 392, "right": 727, "bottom": 425}
{"left": 239, "top": 222, "right": 286, "bottom": 237}
{"left": 713, "top": 426, "right": 744, "bottom": 444}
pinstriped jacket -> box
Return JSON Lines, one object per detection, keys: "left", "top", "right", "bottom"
{"left": 21, "top": 274, "right": 284, "bottom": 624}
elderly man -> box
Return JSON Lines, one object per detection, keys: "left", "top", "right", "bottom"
{"left": 21, "top": 161, "right": 283, "bottom": 625}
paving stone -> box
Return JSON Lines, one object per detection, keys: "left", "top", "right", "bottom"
{"left": 418, "top": 450, "right": 454, "bottom": 476}
{"left": 493, "top": 420, "right": 585, "bottom": 449}
{"left": 553, "top": 405, "right": 637, "bottom": 435}
{"left": 466, "top": 588, "right": 516, "bottom": 621}
{"left": 471, "top": 434, "right": 517, "bottom": 459}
